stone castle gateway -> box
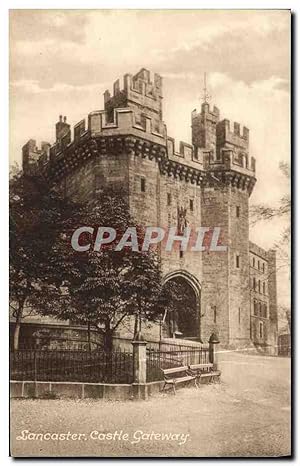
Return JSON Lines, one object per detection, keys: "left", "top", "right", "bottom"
{"left": 21, "top": 68, "right": 278, "bottom": 353}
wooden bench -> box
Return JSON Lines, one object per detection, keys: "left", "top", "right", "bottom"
{"left": 188, "top": 363, "right": 221, "bottom": 384}
{"left": 161, "top": 366, "right": 198, "bottom": 394}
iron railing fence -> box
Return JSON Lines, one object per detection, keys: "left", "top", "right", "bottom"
{"left": 10, "top": 349, "right": 134, "bottom": 384}
{"left": 146, "top": 347, "right": 210, "bottom": 382}
{"left": 158, "top": 342, "right": 204, "bottom": 352}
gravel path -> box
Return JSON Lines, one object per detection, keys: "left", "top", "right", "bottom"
{"left": 10, "top": 352, "right": 291, "bottom": 457}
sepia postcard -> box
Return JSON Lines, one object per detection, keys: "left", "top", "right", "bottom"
{"left": 9, "top": 9, "right": 291, "bottom": 458}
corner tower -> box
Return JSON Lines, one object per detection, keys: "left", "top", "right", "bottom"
{"left": 193, "top": 104, "right": 256, "bottom": 347}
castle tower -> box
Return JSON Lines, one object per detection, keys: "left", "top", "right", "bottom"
{"left": 191, "top": 102, "right": 220, "bottom": 153}
{"left": 196, "top": 104, "right": 256, "bottom": 346}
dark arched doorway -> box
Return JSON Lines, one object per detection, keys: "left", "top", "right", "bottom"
{"left": 162, "top": 271, "right": 201, "bottom": 341}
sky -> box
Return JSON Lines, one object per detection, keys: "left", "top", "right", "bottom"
{"left": 9, "top": 10, "right": 291, "bottom": 308}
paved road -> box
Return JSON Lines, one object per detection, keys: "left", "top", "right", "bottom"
{"left": 10, "top": 352, "right": 291, "bottom": 457}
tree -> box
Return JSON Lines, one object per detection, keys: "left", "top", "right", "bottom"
{"left": 35, "top": 188, "right": 166, "bottom": 352}
{"left": 250, "top": 161, "right": 290, "bottom": 248}
{"left": 9, "top": 167, "right": 78, "bottom": 350}
{"left": 72, "top": 247, "right": 164, "bottom": 351}
{"left": 250, "top": 161, "right": 291, "bottom": 328}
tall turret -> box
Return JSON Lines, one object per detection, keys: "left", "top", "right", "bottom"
{"left": 192, "top": 103, "right": 220, "bottom": 152}
{"left": 197, "top": 103, "right": 256, "bottom": 347}
{"left": 103, "top": 68, "right": 163, "bottom": 129}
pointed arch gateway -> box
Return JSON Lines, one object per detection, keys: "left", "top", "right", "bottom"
{"left": 162, "top": 270, "right": 202, "bottom": 341}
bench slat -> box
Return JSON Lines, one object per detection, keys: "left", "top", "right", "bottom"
{"left": 189, "top": 363, "right": 213, "bottom": 370}
{"left": 199, "top": 371, "right": 220, "bottom": 378}
{"left": 174, "top": 376, "right": 195, "bottom": 383}
{"left": 162, "top": 366, "right": 189, "bottom": 375}
{"left": 164, "top": 375, "right": 195, "bottom": 384}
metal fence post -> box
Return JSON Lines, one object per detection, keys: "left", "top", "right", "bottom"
{"left": 34, "top": 350, "right": 38, "bottom": 397}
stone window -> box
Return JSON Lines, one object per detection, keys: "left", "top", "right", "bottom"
{"left": 238, "top": 152, "right": 244, "bottom": 166}
{"left": 263, "top": 303, "right": 268, "bottom": 318}
{"left": 167, "top": 193, "right": 171, "bottom": 206}
{"left": 252, "top": 257, "right": 255, "bottom": 267}
{"left": 190, "top": 199, "right": 194, "bottom": 211}
{"left": 236, "top": 254, "right": 240, "bottom": 268}
{"left": 259, "top": 321, "right": 264, "bottom": 339}
{"left": 213, "top": 306, "right": 217, "bottom": 323}
{"left": 135, "top": 112, "right": 142, "bottom": 126}
{"left": 254, "top": 300, "right": 258, "bottom": 316}
{"left": 259, "top": 302, "right": 262, "bottom": 316}
{"left": 179, "top": 250, "right": 183, "bottom": 259}
{"left": 263, "top": 282, "right": 266, "bottom": 294}
{"left": 258, "top": 280, "right": 261, "bottom": 293}
{"left": 262, "top": 262, "right": 265, "bottom": 273}
{"left": 141, "top": 178, "right": 146, "bottom": 192}
{"left": 238, "top": 307, "right": 241, "bottom": 325}
{"left": 253, "top": 277, "right": 256, "bottom": 290}
{"left": 258, "top": 260, "right": 260, "bottom": 270}
{"left": 236, "top": 206, "right": 240, "bottom": 218}
{"left": 153, "top": 119, "right": 160, "bottom": 133}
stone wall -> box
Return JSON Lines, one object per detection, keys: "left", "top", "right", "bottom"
{"left": 200, "top": 184, "right": 230, "bottom": 344}
{"left": 227, "top": 187, "right": 250, "bottom": 347}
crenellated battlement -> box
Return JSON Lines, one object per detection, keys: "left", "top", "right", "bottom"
{"left": 89, "top": 107, "right": 166, "bottom": 139}
{"left": 74, "top": 119, "right": 88, "bottom": 142}
{"left": 192, "top": 104, "right": 249, "bottom": 150}
{"left": 216, "top": 119, "right": 249, "bottom": 151}
{"left": 192, "top": 102, "right": 220, "bottom": 122}
{"left": 104, "top": 68, "right": 163, "bottom": 123}
{"left": 203, "top": 148, "right": 256, "bottom": 174}
{"left": 22, "top": 67, "right": 256, "bottom": 194}
{"left": 166, "top": 137, "right": 205, "bottom": 170}
{"left": 104, "top": 68, "right": 162, "bottom": 102}
{"left": 22, "top": 139, "right": 50, "bottom": 173}
{"left": 46, "top": 107, "right": 167, "bottom": 163}
{"left": 191, "top": 100, "right": 254, "bottom": 178}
